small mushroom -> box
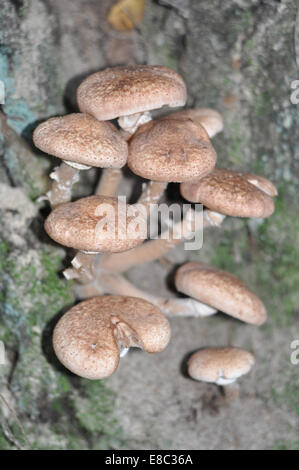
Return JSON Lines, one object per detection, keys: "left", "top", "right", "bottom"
{"left": 180, "top": 168, "right": 277, "bottom": 218}
{"left": 175, "top": 262, "right": 267, "bottom": 325}
{"left": 44, "top": 195, "right": 146, "bottom": 253}
{"left": 160, "top": 108, "right": 224, "bottom": 138}
{"left": 77, "top": 65, "right": 187, "bottom": 134}
{"left": 128, "top": 118, "right": 217, "bottom": 211}
{"left": 188, "top": 347, "right": 255, "bottom": 402}
{"left": 53, "top": 295, "right": 171, "bottom": 379}
{"left": 33, "top": 113, "right": 128, "bottom": 206}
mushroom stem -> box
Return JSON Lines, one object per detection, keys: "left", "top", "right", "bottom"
{"left": 222, "top": 382, "right": 240, "bottom": 403}
{"left": 95, "top": 168, "right": 123, "bottom": 197}
{"left": 63, "top": 251, "right": 98, "bottom": 283}
{"left": 204, "top": 210, "right": 226, "bottom": 227}
{"left": 75, "top": 271, "right": 217, "bottom": 318}
{"left": 100, "top": 234, "right": 180, "bottom": 273}
{"left": 119, "top": 347, "right": 129, "bottom": 358}
{"left": 138, "top": 181, "right": 168, "bottom": 214}
{"left": 75, "top": 270, "right": 157, "bottom": 300}
{"left": 159, "top": 297, "right": 217, "bottom": 317}
{"left": 47, "top": 162, "right": 80, "bottom": 208}
{"left": 99, "top": 208, "right": 213, "bottom": 273}
{"left": 118, "top": 111, "right": 152, "bottom": 135}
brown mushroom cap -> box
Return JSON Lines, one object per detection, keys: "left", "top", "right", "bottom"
{"left": 53, "top": 295, "right": 171, "bottom": 379}
{"left": 128, "top": 118, "right": 217, "bottom": 183}
{"left": 77, "top": 65, "right": 187, "bottom": 121}
{"left": 175, "top": 262, "right": 267, "bottom": 325}
{"left": 161, "top": 108, "right": 223, "bottom": 138}
{"left": 44, "top": 195, "right": 146, "bottom": 253}
{"left": 33, "top": 113, "right": 128, "bottom": 168}
{"left": 180, "top": 168, "right": 277, "bottom": 218}
{"left": 188, "top": 347, "right": 255, "bottom": 385}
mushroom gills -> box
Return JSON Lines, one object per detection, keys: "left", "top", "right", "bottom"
{"left": 111, "top": 317, "right": 142, "bottom": 352}
{"left": 118, "top": 111, "right": 152, "bottom": 134}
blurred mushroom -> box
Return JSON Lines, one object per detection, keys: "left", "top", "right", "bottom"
{"left": 33, "top": 114, "right": 128, "bottom": 206}
{"left": 188, "top": 347, "right": 255, "bottom": 402}
{"left": 128, "top": 118, "right": 217, "bottom": 211}
{"left": 53, "top": 295, "right": 171, "bottom": 379}
{"left": 108, "top": 0, "right": 146, "bottom": 32}
{"left": 175, "top": 262, "right": 267, "bottom": 325}
{"left": 77, "top": 65, "right": 187, "bottom": 134}
{"left": 160, "top": 108, "right": 224, "bottom": 138}
{"left": 45, "top": 195, "right": 146, "bottom": 281}
{"left": 180, "top": 168, "right": 277, "bottom": 218}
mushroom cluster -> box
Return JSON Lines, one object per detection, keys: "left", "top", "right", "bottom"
{"left": 34, "top": 65, "right": 277, "bottom": 398}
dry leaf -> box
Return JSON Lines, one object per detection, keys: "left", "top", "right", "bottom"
{"left": 108, "top": 0, "right": 145, "bottom": 32}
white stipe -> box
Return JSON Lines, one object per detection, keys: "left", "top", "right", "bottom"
{"left": 119, "top": 348, "right": 129, "bottom": 358}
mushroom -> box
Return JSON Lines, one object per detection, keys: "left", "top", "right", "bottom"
{"left": 188, "top": 347, "right": 255, "bottom": 402}
{"left": 33, "top": 113, "right": 128, "bottom": 206}
{"left": 180, "top": 168, "right": 277, "bottom": 219}
{"left": 30, "top": 60, "right": 276, "bottom": 400}
{"left": 77, "top": 65, "right": 187, "bottom": 199}
{"left": 77, "top": 65, "right": 187, "bottom": 134}
{"left": 44, "top": 195, "right": 146, "bottom": 281}
{"left": 53, "top": 295, "right": 171, "bottom": 379}
{"left": 175, "top": 262, "right": 267, "bottom": 325}
{"left": 128, "top": 117, "right": 217, "bottom": 211}
{"left": 160, "top": 108, "right": 224, "bottom": 138}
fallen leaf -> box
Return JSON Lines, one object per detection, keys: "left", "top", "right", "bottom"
{"left": 108, "top": 0, "right": 145, "bottom": 32}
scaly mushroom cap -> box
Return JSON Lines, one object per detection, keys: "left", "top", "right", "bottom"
{"left": 161, "top": 108, "right": 223, "bottom": 138}
{"left": 175, "top": 262, "right": 267, "bottom": 325}
{"left": 188, "top": 347, "right": 255, "bottom": 385}
{"left": 45, "top": 195, "right": 146, "bottom": 253}
{"left": 33, "top": 113, "right": 128, "bottom": 168}
{"left": 53, "top": 295, "right": 171, "bottom": 379}
{"left": 128, "top": 118, "right": 217, "bottom": 183}
{"left": 77, "top": 65, "right": 187, "bottom": 121}
{"left": 180, "top": 168, "right": 277, "bottom": 218}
